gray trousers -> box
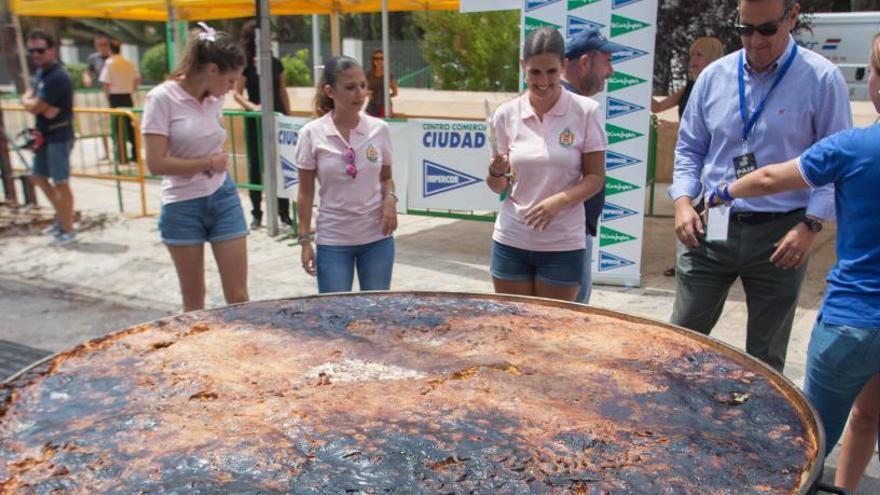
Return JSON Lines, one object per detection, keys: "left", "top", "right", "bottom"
{"left": 671, "top": 210, "right": 807, "bottom": 372}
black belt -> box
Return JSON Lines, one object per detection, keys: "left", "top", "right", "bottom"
{"left": 730, "top": 208, "right": 804, "bottom": 225}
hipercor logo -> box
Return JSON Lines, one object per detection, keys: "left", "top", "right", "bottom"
{"left": 526, "top": 0, "right": 562, "bottom": 12}
{"left": 606, "top": 97, "right": 644, "bottom": 119}
{"left": 423, "top": 160, "right": 482, "bottom": 198}
{"left": 612, "top": 0, "right": 643, "bottom": 9}
{"left": 567, "top": 15, "right": 604, "bottom": 37}
{"left": 599, "top": 251, "right": 636, "bottom": 272}
{"left": 602, "top": 202, "right": 638, "bottom": 222}
{"left": 611, "top": 45, "right": 648, "bottom": 64}
{"left": 606, "top": 150, "right": 641, "bottom": 171}
{"left": 606, "top": 123, "right": 643, "bottom": 144}
{"left": 607, "top": 71, "right": 646, "bottom": 92}
{"left": 280, "top": 156, "right": 299, "bottom": 189}
{"left": 611, "top": 14, "right": 650, "bottom": 37}
{"left": 524, "top": 16, "right": 561, "bottom": 36}
{"left": 822, "top": 38, "right": 841, "bottom": 50}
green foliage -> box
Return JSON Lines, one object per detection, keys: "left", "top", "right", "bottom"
{"left": 141, "top": 43, "right": 168, "bottom": 84}
{"left": 65, "top": 63, "right": 87, "bottom": 90}
{"left": 413, "top": 11, "right": 519, "bottom": 92}
{"left": 282, "top": 49, "right": 312, "bottom": 87}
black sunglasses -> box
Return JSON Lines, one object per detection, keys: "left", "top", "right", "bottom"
{"left": 734, "top": 8, "right": 791, "bottom": 37}
{"left": 27, "top": 47, "right": 47, "bottom": 55}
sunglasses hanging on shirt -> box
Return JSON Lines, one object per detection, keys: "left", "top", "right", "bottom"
{"left": 343, "top": 147, "right": 357, "bottom": 179}
{"left": 734, "top": 7, "right": 790, "bottom": 37}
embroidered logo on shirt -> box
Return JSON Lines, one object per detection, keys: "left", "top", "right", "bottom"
{"left": 366, "top": 145, "right": 379, "bottom": 163}
{"left": 559, "top": 128, "right": 575, "bottom": 148}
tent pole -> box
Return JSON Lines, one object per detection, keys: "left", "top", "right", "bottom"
{"left": 257, "top": 0, "right": 278, "bottom": 236}
{"left": 381, "top": 0, "right": 390, "bottom": 119}
{"left": 330, "top": 8, "right": 340, "bottom": 56}
{"left": 165, "top": 2, "right": 176, "bottom": 71}
{"left": 311, "top": 14, "right": 322, "bottom": 84}
{"left": 12, "top": 15, "right": 29, "bottom": 89}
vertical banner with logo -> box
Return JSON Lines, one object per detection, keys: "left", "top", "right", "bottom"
{"left": 275, "top": 115, "right": 310, "bottom": 200}
{"left": 406, "top": 119, "right": 498, "bottom": 212}
{"left": 520, "top": 0, "right": 657, "bottom": 287}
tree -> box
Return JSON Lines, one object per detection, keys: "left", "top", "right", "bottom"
{"left": 413, "top": 10, "right": 520, "bottom": 92}
{"left": 653, "top": 0, "right": 841, "bottom": 94}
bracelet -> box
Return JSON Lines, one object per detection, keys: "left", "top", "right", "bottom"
{"left": 489, "top": 168, "right": 509, "bottom": 178}
{"left": 298, "top": 232, "right": 315, "bottom": 242}
{"left": 384, "top": 191, "right": 399, "bottom": 202}
{"left": 718, "top": 183, "right": 734, "bottom": 202}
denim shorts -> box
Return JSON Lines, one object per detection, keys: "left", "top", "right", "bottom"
{"left": 158, "top": 176, "right": 248, "bottom": 246}
{"left": 32, "top": 140, "right": 74, "bottom": 183}
{"left": 490, "top": 241, "right": 585, "bottom": 288}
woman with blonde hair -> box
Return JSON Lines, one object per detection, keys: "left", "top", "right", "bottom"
{"left": 652, "top": 37, "right": 724, "bottom": 117}
{"left": 706, "top": 34, "right": 880, "bottom": 486}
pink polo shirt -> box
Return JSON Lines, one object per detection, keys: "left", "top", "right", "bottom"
{"left": 296, "top": 112, "right": 392, "bottom": 246}
{"left": 492, "top": 90, "right": 607, "bottom": 252}
{"left": 141, "top": 80, "right": 228, "bottom": 205}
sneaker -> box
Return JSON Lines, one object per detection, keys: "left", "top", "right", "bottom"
{"left": 280, "top": 216, "right": 294, "bottom": 227}
{"left": 250, "top": 216, "right": 262, "bottom": 229}
{"left": 41, "top": 220, "right": 61, "bottom": 236}
{"left": 49, "top": 231, "right": 77, "bottom": 247}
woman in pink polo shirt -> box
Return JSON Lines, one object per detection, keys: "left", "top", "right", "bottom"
{"left": 487, "top": 27, "right": 607, "bottom": 302}
{"left": 296, "top": 56, "right": 397, "bottom": 293}
{"left": 141, "top": 25, "right": 249, "bottom": 311}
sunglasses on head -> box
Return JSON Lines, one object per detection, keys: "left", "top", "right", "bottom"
{"left": 734, "top": 8, "right": 790, "bottom": 37}
{"left": 343, "top": 146, "right": 357, "bottom": 179}
{"left": 28, "top": 47, "right": 47, "bottom": 55}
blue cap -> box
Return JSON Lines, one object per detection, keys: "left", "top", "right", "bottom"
{"left": 565, "top": 29, "right": 627, "bottom": 59}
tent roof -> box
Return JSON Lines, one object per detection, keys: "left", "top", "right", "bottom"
{"left": 11, "top": 0, "right": 460, "bottom": 20}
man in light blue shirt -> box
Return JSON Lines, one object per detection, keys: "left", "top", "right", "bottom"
{"left": 668, "top": 0, "right": 852, "bottom": 372}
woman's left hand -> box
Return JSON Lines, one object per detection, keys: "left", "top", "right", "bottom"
{"left": 524, "top": 195, "right": 566, "bottom": 231}
{"left": 382, "top": 197, "right": 398, "bottom": 236}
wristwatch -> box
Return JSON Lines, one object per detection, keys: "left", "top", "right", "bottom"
{"left": 800, "top": 217, "right": 823, "bottom": 233}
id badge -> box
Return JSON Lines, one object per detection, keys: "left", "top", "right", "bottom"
{"left": 733, "top": 152, "right": 757, "bottom": 180}
{"left": 706, "top": 205, "right": 731, "bottom": 241}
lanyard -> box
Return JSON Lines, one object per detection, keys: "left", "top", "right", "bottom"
{"left": 738, "top": 43, "right": 798, "bottom": 142}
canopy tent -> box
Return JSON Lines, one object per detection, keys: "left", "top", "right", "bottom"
{"left": 10, "top": 0, "right": 459, "bottom": 20}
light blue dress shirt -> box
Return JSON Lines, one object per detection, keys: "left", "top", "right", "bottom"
{"left": 669, "top": 37, "right": 852, "bottom": 220}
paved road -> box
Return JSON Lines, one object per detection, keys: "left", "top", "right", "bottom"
{"left": 0, "top": 277, "right": 170, "bottom": 380}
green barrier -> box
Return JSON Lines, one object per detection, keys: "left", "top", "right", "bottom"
{"left": 646, "top": 114, "right": 658, "bottom": 217}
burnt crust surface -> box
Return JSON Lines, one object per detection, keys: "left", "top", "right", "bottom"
{"left": 0, "top": 294, "right": 816, "bottom": 494}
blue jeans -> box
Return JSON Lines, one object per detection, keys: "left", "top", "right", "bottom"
{"left": 316, "top": 237, "right": 395, "bottom": 293}
{"left": 575, "top": 235, "right": 594, "bottom": 304}
{"left": 803, "top": 317, "right": 880, "bottom": 455}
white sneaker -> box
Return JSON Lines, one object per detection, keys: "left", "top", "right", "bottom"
{"left": 41, "top": 220, "right": 61, "bottom": 236}
{"left": 49, "top": 231, "right": 76, "bottom": 247}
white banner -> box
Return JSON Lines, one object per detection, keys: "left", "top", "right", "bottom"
{"left": 521, "top": 0, "right": 658, "bottom": 287}
{"left": 275, "top": 114, "right": 310, "bottom": 200}
{"left": 405, "top": 119, "right": 498, "bottom": 212}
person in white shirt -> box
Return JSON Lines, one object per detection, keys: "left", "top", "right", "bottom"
{"left": 99, "top": 39, "right": 140, "bottom": 162}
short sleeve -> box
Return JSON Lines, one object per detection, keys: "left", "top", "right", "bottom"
{"left": 581, "top": 103, "right": 607, "bottom": 154}
{"left": 797, "top": 130, "right": 848, "bottom": 188}
{"left": 36, "top": 74, "right": 59, "bottom": 105}
{"left": 141, "top": 90, "right": 171, "bottom": 136}
{"left": 379, "top": 123, "right": 392, "bottom": 167}
{"left": 295, "top": 126, "right": 316, "bottom": 170}
{"left": 492, "top": 106, "right": 510, "bottom": 155}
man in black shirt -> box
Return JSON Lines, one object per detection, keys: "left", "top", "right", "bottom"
{"left": 561, "top": 29, "right": 624, "bottom": 303}
{"left": 23, "top": 29, "right": 76, "bottom": 246}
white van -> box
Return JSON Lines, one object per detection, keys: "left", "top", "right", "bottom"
{"left": 796, "top": 12, "right": 880, "bottom": 100}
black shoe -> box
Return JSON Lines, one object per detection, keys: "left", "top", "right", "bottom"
{"left": 250, "top": 215, "right": 262, "bottom": 229}
{"left": 280, "top": 216, "right": 293, "bottom": 227}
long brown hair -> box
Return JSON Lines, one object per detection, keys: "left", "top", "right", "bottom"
{"left": 313, "top": 55, "right": 362, "bottom": 117}
{"left": 871, "top": 32, "right": 880, "bottom": 74}
{"left": 169, "top": 24, "right": 245, "bottom": 80}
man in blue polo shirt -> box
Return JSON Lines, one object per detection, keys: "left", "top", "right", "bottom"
{"left": 669, "top": 0, "right": 852, "bottom": 372}
{"left": 561, "top": 28, "right": 625, "bottom": 304}
{"left": 23, "top": 29, "right": 76, "bottom": 246}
